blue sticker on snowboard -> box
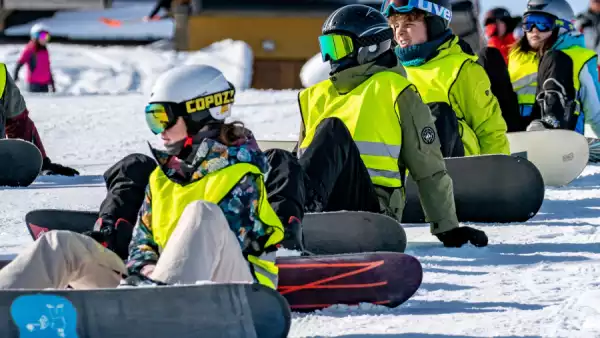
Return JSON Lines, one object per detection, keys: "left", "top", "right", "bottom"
{"left": 10, "top": 294, "right": 78, "bottom": 337}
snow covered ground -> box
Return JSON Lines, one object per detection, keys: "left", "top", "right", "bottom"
{"left": 1, "top": 40, "right": 600, "bottom": 337}
{"left": 2, "top": 0, "right": 600, "bottom": 333}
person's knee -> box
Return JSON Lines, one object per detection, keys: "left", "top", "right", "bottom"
{"left": 182, "top": 201, "right": 229, "bottom": 230}
{"left": 39, "top": 230, "right": 81, "bottom": 248}
{"left": 103, "top": 153, "right": 157, "bottom": 188}
{"left": 265, "top": 148, "right": 296, "bottom": 166}
{"left": 316, "top": 117, "right": 352, "bottom": 141}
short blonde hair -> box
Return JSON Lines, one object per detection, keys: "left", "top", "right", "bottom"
{"left": 387, "top": 11, "right": 426, "bottom": 26}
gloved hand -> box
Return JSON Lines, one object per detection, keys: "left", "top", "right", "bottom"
{"left": 42, "top": 157, "right": 80, "bottom": 176}
{"left": 435, "top": 226, "right": 488, "bottom": 248}
{"left": 83, "top": 217, "right": 134, "bottom": 260}
{"left": 118, "top": 273, "right": 167, "bottom": 288}
{"left": 279, "top": 216, "right": 305, "bottom": 251}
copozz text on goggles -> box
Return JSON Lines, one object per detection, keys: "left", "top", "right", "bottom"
{"left": 145, "top": 87, "right": 235, "bottom": 135}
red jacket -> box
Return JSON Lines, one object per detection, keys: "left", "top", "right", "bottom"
{"left": 487, "top": 34, "right": 516, "bottom": 65}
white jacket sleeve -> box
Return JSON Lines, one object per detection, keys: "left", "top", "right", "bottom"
{"left": 580, "top": 57, "right": 600, "bottom": 137}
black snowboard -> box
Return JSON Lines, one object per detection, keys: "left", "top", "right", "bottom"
{"left": 0, "top": 139, "right": 43, "bottom": 187}
{"left": 26, "top": 209, "right": 407, "bottom": 254}
{"left": 402, "top": 154, "right": 545, "bottom": 223}
{"left": 0, "top": 283, "right": 290, "bottom": 338}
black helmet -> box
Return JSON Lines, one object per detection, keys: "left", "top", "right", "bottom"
{"left": 381, "top": 0, "right": 452, "bottom": 40}
{"left": 484, "top": 7, "right": 512, "bottom": 26}
{"left": 320, "top": 4, "right": 394, "bottom": 73}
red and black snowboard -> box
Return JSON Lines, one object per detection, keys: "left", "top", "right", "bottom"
{"left": 17, "top": 209, "right": 422, "bottom": 311}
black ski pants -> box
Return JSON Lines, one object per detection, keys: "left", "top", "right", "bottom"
{"left": 97, "top": 118, "right": 380, "bottom": 232}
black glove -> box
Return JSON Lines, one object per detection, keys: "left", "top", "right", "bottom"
{"left": 42, "top": 157, "right": 80, "bottom": 176}
{"left": 278, "top": 216, "right": 313, "bottom": 256}
{"left": 118, "top": 273, "right": 168, "bottom": 288}
{"left": 435, "top": 226, "right": 488, "bottom": 248}
{"left": 83, "top": 218, "right": 134, "bottom": 260}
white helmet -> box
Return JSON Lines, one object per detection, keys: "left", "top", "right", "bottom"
{"left": 146, "top": 65, "right": 235, "bottom": 134}
{"left": 30, "top": 23, "right": 49, "bottom": 38}
{"left": 524, "top": 0, "right": 575, "bottom": 31}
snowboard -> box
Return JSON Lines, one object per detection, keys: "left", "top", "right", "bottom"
{"left": 402, "top": 154, "right": 545, "bottom": 223}
{"left": 587, "top": 137, "right": 600, "bottom": 163}
{"left": 0, "top": 251, "right": 422, "bottom": 313}
{"left": 21, "top": 210, "right": 422, "bottom": 311}
{"left": 259, "top": 130, "right": 591, "bottom": 187}
{"left": 0, "top": 139, "right": 43, "bottom": 187}
{"left": 507, "top": 130, "right": 589, "bottom": 186}
{"left": 0, "top": 283, "right": 291, "bottom": 338}
{"left": 25, "top": 209, "right": 407, "bottom": 254}
{"left": 256, "top": 141, "right": 545, "bottom": 223}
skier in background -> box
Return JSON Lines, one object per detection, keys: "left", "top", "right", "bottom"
{"left": 508, "top": 0, "right": 600, "bottom": 135}
{"left": 478, "top": 7, "right": 523, "bottom": 132}
{"left": 13, "top": 23, "right": 55, "bottom": 93}
{"left": 382, "top": 0, "right": 509, "bottom": 157}
{"left": 576, "top": 0, "right": 600, "bottom": 59}
{"left": 483, "top": 7, "right": 519, "bottom": 64}
{"left": 0, "top": 64, "right": 285, "bottom": 289}
{"left": 143, "top": 0, "right": 191, "bottom": 22}
{"left": 1, "top": 63, "right": 78, "bottom": 176}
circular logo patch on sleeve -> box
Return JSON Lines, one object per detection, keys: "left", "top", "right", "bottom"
{"left": 421, "top": 126, "right": 436, "bottom": 144}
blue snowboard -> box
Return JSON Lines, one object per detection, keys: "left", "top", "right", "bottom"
{"left": 0, "top": 284, "right": 290, "bottom": 338}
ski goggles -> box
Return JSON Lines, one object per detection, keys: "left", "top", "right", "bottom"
{"left": 522, "top": 13, "right": 574, "bottom": 33}
{"left": 145, "top": 85, "right": 236, "bottom": 134}
{"left": 318, "top": 33, "right": 354, "bottom": 62}
{"left": 380, "top": 0, "right": 452, "bottom": 21}
{"left": 34, "top": 31, "right": 50, "bottom": 42}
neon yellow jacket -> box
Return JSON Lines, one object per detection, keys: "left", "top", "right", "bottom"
{"left": 404, "top": 36, "right": 510, "bottom": 156}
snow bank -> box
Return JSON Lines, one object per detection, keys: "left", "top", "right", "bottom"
{"left": 182, "top": 39, "right": 254, "bottom": 91}
{"left": 4, "top": 2, "right": 172, "bottom": 41}
{"left": 0, "top": 40, "right": 253, "bottom": 96}
{"left": 299, "top": 52, "right": 330, "bottom": 88}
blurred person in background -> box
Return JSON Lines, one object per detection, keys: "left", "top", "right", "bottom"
{"left": 13, "top": 23, "right": 55, "bottom": 93}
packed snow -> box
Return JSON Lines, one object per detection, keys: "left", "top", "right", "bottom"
{"left": 2, "top": 0, "right": 600, "bottom": 336}
{"left": 1, "top": 39, "right": 599, "bottom": 337}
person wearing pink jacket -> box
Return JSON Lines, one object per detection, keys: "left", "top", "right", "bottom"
{"left": 13, "top": 24, "right": 55, "bottom": 93}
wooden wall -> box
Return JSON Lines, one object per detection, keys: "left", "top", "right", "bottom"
{"left": 186, "top": 11, "right": 328, "bottom": 89}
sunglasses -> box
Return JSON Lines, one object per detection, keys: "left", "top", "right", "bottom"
{"left": 35, "top": 31, "right": 51, "bottom": 42}
{"left": 380, "top": 0, "right": 452, "bottom": 21}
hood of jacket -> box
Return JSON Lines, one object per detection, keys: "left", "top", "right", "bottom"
{"left": 329, "top": 51, "right": 407, "bottom": 95}
{"left": 423, "top": 35, "right": 479, "bottom": 65}
{"left": 552, "top": 31, "right": 587, "bottom": 51}
{"left": 149, "top": 127, "right": 269, "bottom": 186}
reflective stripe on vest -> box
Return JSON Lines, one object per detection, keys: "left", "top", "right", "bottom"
{"left": 508, "top": 50, "right": 538, "bottom": 109}
{"left": 509, "top": 46, "right": 597, "bottom": 116}
{"left": 298, "top": 71, "right": 411, "bottom": 188}
{"left": 148, "top": 162, "right": 284, "bottom": 289}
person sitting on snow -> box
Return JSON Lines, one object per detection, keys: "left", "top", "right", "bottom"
{"left": 1, "top": 63, "right": 78, "bottom": 176}
{"left": 508, "top": 0, "right": 600, "bottom": 135}
{"left": 267, "top": 4, "right": 488, "bottom": 248}
{"left": 0, "top": 64, "right": 285, "bottom": 289}
{"left": 382, "top": 0, "right": 509, "bottom": 158}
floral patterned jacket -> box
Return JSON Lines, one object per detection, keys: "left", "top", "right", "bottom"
{"left": 125, "top": 130, "right": 271, "bottom": 275}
